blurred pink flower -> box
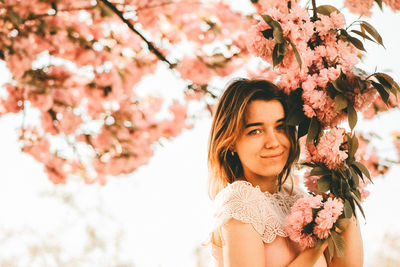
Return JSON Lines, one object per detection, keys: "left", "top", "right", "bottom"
{"left": 344, "top": 0, "right": 374, "bottom": 16}
{"left": 177, "top": 56, "right": 213, "bottom": 85}
{"left": 384, "top": 0, "right": 400, "bottom": 10}
{"left": 304, "top": 170, "right": 319, "bottom": 193}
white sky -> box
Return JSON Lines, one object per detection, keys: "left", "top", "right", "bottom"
{"left": 1, "top": 1, "right": 400, "bottom": 266}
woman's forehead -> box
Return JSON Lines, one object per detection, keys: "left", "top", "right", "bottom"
{"left": 245, "top": 99, "right": 285, "bottom": 123}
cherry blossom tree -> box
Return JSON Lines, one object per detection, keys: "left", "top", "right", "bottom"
{"left": 0, "top": 0, "right": 399, "bottom": 187}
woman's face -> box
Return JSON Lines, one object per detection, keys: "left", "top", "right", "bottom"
{"left": 234, "top": 99, "right": 290, "bottom": 182}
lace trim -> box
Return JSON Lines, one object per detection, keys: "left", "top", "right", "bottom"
{"left": 213, "top": 180, "right": 304, "bottom": 243}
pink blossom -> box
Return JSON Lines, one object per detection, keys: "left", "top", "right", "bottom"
{"left": 41, "top": 111, "right": 58, "bottom": 135}
{"left": 306, "top": 128, "right": 348, "bottom": 169}
{"left": 304, "top": 171, "right": 319, "bottom": 193}
{"left": 28, "top": 93, "right": 53, "bottom": 112}
{"left": 314, "top": 198, "right": 343, "bottom": 239}
{"left": 285, "top": 195, "right": 322, "bottom": 248}
{"left": 384, "top": 0, "right": 400, "bottom": 10}
{"left": 177, "top": 56, "right": 213, "bottom": 85}
{"left": 246, "top": 21, "right": 276, "bottom": 63}
{"left": 344, "top": 0, "right": 374, "bottom": 16}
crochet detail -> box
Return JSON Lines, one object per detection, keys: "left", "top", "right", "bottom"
{"left": 213, "top": 180, "right": 304, "bottom": 243}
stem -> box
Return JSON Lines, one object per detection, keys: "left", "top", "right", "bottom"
{"left": 100, "top": 0, "right": 173, "bottom": 68}
{"left": 312, "top": 0, "right": 318, "bottom": 20}
{"left": 345, "top": 17, "right": 362, "bottom": 31}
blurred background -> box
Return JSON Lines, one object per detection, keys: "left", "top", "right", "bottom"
{"left": 1, "top": 0, "right": 400, "bottom": 266}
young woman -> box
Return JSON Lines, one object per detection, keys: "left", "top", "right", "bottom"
{"left": 207, "top": 79, "right": 363, "bottom": 267}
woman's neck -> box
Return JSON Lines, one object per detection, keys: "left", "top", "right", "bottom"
{"left": 240, "top": 175, "right": 278, "bottom": 193}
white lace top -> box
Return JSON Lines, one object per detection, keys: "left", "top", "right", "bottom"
{"left": 212, "top": 180, "right": 304, "bottom": 243}
{"left": 209, "top": 180, "right": 328, "bottom": 267}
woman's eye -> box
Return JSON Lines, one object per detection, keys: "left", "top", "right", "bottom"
{"left": 276, "top": 124, "right": 285, "bottom": 130}
{"left": 248, "top": 129, "right": 261, "bottom": 135}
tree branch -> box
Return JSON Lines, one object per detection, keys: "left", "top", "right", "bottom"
{"left": 311, "top": 0, "right": 318, "bottom": 20}
{"left": 100, "top": 0, "right": 173, "bottom": 68}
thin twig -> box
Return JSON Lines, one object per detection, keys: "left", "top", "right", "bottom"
{"left": 311, "top": 0, "right": 318, "bottom": 20}
{"left": 100, "top": 0, "right": 173, "bottom": 68}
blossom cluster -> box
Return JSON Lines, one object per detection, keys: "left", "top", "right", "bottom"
{"left": 246, "top": 2, "right": 376, "bottom": 127}
{"left": 306, "top": 128, "right": 348, "bottom": 170}
{"left": 285, "top": 195, "right": 344, "bottom": 248}
{"left": 344, "top": 0, "right": 400, "bottom": 16}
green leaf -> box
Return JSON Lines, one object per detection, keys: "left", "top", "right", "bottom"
{"left": 350, "top": 191, "right": 366, "bottom": 219}
{"left": 375, "top": 0, "right": 383, "bottom": 10}
{"left": 336, "top": 218, "right": 350, "bottom": 232}
{"left": 352, "top": 161, "right": 372, "bottom": 180}
{"left": 306, "top": 116, "right": 320, "bottom": 144}
{"left": 346, "top": 35, "right": 366, "bottom": 51}
{"left": 360, "top": 21, "right": 384, "bottom": 47}
{"left": 6, "top": 10, "right": 22, "bottom": 26}
{"left": 277, "top": 42, "right": 288, "bottom": 57}
{"left": 272, "top": 44, "right": 284, "bottom": 67}
{"left": 350, "top": 135, "right": 359, "bottom": 159}
{"left": 344, "top": 199, "right": 353, "bottom": 218}
{"left": 325, "top": 82, "right": 338, "bottom": 99}
{"left": 261, "top": 14, "right": 274, "bottom": 25}
{"left": 286, "top": 109, "right": 305, "bottom": 126}
{"left": 298, "top": 118, "right": 310, "bottom": 138}
{"left": 334, "top": 95, "right": 348, "bottom": 111}
{"left": 358, "top": 79, "right": 367, "bottom": 91}
{"left": 371, "top": 80, "right": 390, "bottom": 105}
{"left": 310, "top": 166, "right": 331, "bottom": 176}
{"left": 351, "top": 164, "right": 363, "bottom": 181}
{"left": 316, "top": 5, "right": 341, "bottom": 16}
{"left": 374, "top": 73, "right": 398, "bottom": 96}
{"left": 288, "top": 39, "right": 302, "bottom": 69}
{"left": 350, "top": 168, "right": 360, "bottom": 188}
{"left": 374, "top": 73, "right": 394, "bottom": 89}
{"left": 327, "top": 236, "right": 335, "bottom": 261}
{"left": 271, "top": 22, "right": 285, "bottom": 44}
{"left": 347, "top": 103, "right": 357, "bottom": 131}
{"left": 330, "top": 231, "right": 345, "bottom": 258}
{"left": 350, "top": 30, "right": 377, "bottom": 43}
{"left": 317, "top": 175, "right": 331, "bottom": 193}
{"left": 332, "top": 71, "right": 350, "bottom": 93}
{"left": 261, "top": 15, "right": 284, "bottom": 43}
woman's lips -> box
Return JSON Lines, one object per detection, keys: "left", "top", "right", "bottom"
{"left": 260, "top": 152, "right": 284, "bottom": 158}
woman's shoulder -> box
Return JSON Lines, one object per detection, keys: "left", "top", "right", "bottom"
{"left": 212, "top": 180, "right": 267, "bottom": 237}
{"left": 214, "top": 180, "right": 264, "bottom": 203}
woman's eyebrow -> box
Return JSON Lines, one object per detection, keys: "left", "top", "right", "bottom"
{"left": 245, "top": 122, "right": 263, "bottom": 128}
{"left": 245, "top": 118, "right": 285, "bottom": 128}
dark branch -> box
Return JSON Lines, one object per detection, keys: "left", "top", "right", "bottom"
{"left": 311, "top": 0, "right": 318, "bottom": 20}
{"left": 100, "top": 0, "right": 173, "bottom": 68}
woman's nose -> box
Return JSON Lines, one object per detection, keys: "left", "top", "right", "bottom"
{"left": 264, "top": 130, "right": 279, "bottom": 149}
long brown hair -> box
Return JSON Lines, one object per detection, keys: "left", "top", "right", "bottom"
{"left": 207, "top": 78, "right": 300, "bottom": 199}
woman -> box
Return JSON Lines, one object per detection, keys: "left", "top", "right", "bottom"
{"left": 207, "top": 79, "right": 363, "bottom": 267}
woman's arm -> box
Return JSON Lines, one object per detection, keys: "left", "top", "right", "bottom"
{"left": 220, "top": 218, "right": 265, "bottom": 267}
{"left": 220, "top": 218, "right": 328, "bottom": 267}
{"left": 325, "top": 216, "right": 363, "bottom": 267}
{"left": 287, "top": 241, "right": 328, "bottom": 267}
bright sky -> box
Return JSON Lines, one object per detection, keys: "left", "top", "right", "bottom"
{"left": 1, "top": 1, "right": 400, "bottom": 267}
